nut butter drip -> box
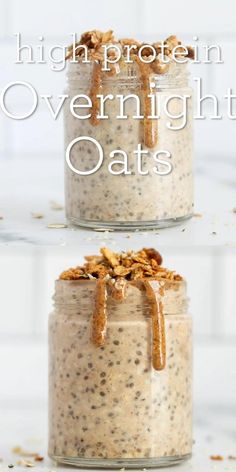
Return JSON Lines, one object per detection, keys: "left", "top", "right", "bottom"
{"left": 91, "top": 279, "right": 107, "bottom": 346}
{"left": 143, "top": 280, "right": 166, "bottom": 371}
{"left": 91, "top": 278, "right": 127, "bottom": 346}
{"left": 134, "top": 57, "right": 158, "bottom": 149}
{"left": 109, "top": 278, "right": 127, "bottom": 301}
{"left": 89, "top": 62, "right": 102, "bottom": 126}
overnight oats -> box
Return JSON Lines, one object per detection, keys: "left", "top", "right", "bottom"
{"left": 64, "top": 31, "right": 194, "bottom": 229}
{"left": 48, "top": 248, "right": 193, "bottom": 468}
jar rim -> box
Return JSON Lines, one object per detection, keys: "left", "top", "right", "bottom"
{"left": 66, "top": 60, "right": 190, "bottom": 86}
{"left": 55, "top": 277, "right": 185, "bottom": 286}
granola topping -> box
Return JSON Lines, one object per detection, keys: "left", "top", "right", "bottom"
{"left": 60, "top": 247, "right": 180, "bottom": 282}
{"left": 60, "top": 248, "right": 182, "bottom": 370}
{"left": 66, "top": 30, "right": 194, "bottom": 65}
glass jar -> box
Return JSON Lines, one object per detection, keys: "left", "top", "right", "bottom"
{"left": 64, "top": 61, "right": 193, "bottom": 230}
{"left": 48, "top": 277, "right": 192, "bottom": 468}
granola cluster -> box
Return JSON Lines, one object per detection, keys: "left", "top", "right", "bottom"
{"left": 66, "top": 30, "right": 194, "bottom": 66}
{"left": 59, "top": 247, "right": 182, "bottom": 282}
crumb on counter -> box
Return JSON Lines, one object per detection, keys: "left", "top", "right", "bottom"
{"left": 210, "top": 455, "right": 224, "bottom": 461}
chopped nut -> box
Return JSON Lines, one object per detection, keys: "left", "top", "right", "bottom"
{"left": 101, "top": 247, "right": 119, "bottom": 267}
{"left": 34, "top": 456, "right": 44, "bottom": 462}
{"left": 113, "top": 266, "right": 132, "bottom": 276}
{"left": 210, "top": 455, "right": 224, "bottom": 461}
{"left": 186, "top": 46, "right": 195, "bottom": 60}
{"left": 143, "top": 248, "right": 162, "bottom": 265}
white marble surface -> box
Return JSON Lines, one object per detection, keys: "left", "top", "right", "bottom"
{"left": 0, "top": 156, "right": 235, "bottom": 247}
{"left": 0, "top": 405, "right": 236, "bottom": 472}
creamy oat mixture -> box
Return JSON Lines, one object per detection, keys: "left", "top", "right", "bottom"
{"left": 48, "top": 248, "right": 192, "bottom": 463}
{"left": 64, "top": 31, "right": 194, "bottom": 228}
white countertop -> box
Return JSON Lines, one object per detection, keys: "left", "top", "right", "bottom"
{"left": 0, "top": 405, "right": 236, "bottom": 472}
{"left": 0, "top": 156, "right": 235, "bottom": 247}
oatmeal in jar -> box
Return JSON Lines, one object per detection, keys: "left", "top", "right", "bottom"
{"left": 64, "top": 31, "right": 194, "bottom": 230}
{"left": 48, "top": 248, "right": 192, "bottom": 468}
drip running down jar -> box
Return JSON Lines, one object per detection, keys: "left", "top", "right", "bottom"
{"left": 64, "top": 51, "right": 194, "bottom": 230}
{"left": 48, "top": 253, "right": 192, "bottom": 468}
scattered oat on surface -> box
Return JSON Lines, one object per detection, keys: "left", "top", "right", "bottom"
{"left": 94, "top": 228, "right": 114, "bottom": 232}
{"left": 47, "top": 223, "right": 68, "bottom": 229}
{"left": 12, "top": 446, "right": 43, "bottom": 462}
{"left": 210, "top": 455, "right": 224, "bottom": 461}
{"left": 34, "top": 456, "right": 44, "bottom": 462}
{"left": 228, "top": 455, "right": 236, "bottom": 460}
{"left": 16, "top": 459, "right": 35, "bottom": 467}
{"left": 233, "top": 208, "right": 236, "bottom": 214}
{"left": 50, "top": 201, "right": 64, "bottom": 211}
{"left": 31, "top": 212, "right": 44, "bottom": 219}
{"left": 59, "top": 247, "right": 182, "bottom": 282}
{"left": 193, "top": 213, "right": 203, "bottom": 218}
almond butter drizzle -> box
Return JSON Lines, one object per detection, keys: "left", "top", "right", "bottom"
{"left": 89, "top": 62, "right": 102, "bottom": 126}
{"left": 91, "top": 278, "right": 107, "bottom": 346}
{"left": 109, "top": 278, "right": 127, "bottom": 301}
{"left": 91, "top": 278, "right": 166, "bottom": 371}
{"left": 143, "top": 280, "right": 166, "bottom": 371}
{"left": 134, "top": 57, "right": 158, "bottom": 149}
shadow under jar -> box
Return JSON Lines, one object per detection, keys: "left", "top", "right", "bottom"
{"left": 64, "top": 61, "right": 193, "bottom": 230}
{"left": 48, "top": 278, "right": 192, "bottom": 469}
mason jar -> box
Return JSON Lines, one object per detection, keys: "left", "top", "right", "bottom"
{"left": 48, "top": 277, "right": 192, "bottom": 468}
{"left": 64, "top": 60, "right": 193, "bottom": 230}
